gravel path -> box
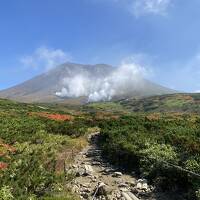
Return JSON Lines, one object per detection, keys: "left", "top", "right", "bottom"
{"left": 68, "top": 133, "right": 172, "bottom": 200}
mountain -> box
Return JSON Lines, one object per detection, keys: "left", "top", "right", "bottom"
{"left": 0, "top": 62, "right": 175, "bottom": 103}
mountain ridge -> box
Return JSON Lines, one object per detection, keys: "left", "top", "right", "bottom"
{"left": 0, "top": 62, "right": 175, "bottom": 103}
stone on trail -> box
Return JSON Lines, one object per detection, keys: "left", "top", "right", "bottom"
{"left": 92, "top": 161, "right": 101, "bottom": 166}
{"left": 136, "top": 179, "right": 148, "bottom": 190}
{"left": 126, "top": 180, "right": 136, "bottom": 187}
{"left": 81, "top": 192, "right": 89, "bottom": 199}
{"left": 118, "top": 183, "right": 129, "bottom": 188}
{"left": 84, "top": 164, "right": 94, "bottom": 175}
{"left": 76, "top": 168, "right": 85, "bottom": 176}
{"left": 113, "top": 172, "right": 123, "bottom": 177}
{"left": 93, "top": 182, "right": 112, "bottom": 197}
{"left": 121, "top": 191, "right": 139, "bottom": 200}
{"left": 120, "top": 187, "right": 129, "bottom": 192}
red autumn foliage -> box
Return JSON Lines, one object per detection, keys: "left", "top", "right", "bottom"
{"left": 0, "top": 141, "right": 16, "bottom": 157}
{"left": 0, "top": 162, "right": 8, "bottom": 170}
{"left": 0, "top": 141, "right": 15, "bottom": 170}
{"left": 29, "top": 112, "right": 74, "bottom": 121}
{"left": 0, "top": 143, "right": 16, "bottom": 153}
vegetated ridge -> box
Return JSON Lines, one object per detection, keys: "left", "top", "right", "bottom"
{"left": 118, "top": 93, "right": 200, "bottom": 113}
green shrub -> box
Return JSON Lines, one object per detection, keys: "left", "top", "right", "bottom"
{"left": 0, "top": 186, "right": 14, "bottom": 200}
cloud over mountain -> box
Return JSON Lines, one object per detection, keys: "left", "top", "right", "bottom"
{"left": 20, "top": 46, "right": 72, "bottom": 71}
{"left": 0, "top": 62, "right": 174, "bottom": 103}
{"left": 56, "top": 61, "right": 147, "bottom": 102}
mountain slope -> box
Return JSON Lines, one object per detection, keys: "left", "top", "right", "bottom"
{"left": 118, "top": 93, "right": 200, "bottom": 113}
{"left": 0, "top": 62, "right": 175, "bottom": 103}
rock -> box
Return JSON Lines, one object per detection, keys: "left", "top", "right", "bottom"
{"left": 136, "top": 182, "right": 143, "bottom": 190}
{"left": 80, "top": 183, "right": 90, "bottom": 188}
{"left": 107, "top": 195, "right": 115, "bottom": 200}
{"left": 121, "top": 192, "right": 139, "bottom": 200}
{"left": 82, "top": 188, "right": 90, "bottom": 193}
{"left": 84, "top": 164, "right": 94, "bottom": 175}
{"left": 118, "top": 182, "right": 129, "bottom": 192}
{"left": 130, "top": 187, "right": 139, "bottom": 195}
{"left": 116, "top": 191, "right": 121, "bottom": 198}
{"left": 127, "top": 192, "right": 139, "bottom": 200}
{"left": 120, "top": 187, "right": 129, "bottom": 192}
{"left": 92, "top": 161, "right": 101, "bottom": 166}
{"left": 126, "top": 180, "right": 136, "bottom": 187}
{"left": 94, "top": 182, "right": 112, "bottom": 197}
{"left": 103, "top": 168, "right": 114, "bottom": 174}
{"left": 113, "top": 172, "right": 123, "bottom": 177}
{"left": 136, "top": 179, "right": 148, "bottom": 191}
{"left": 89, "top": 175, "right": 97, "bottom": 182}
{"left": 81, "top": 192, "right": 89, "bottom": 199}
{"left": 72, "top": 185, "right": 79, "bottom": 193}
{"left": 142, "top": 183, "right": 148, "bottom": 190}
{"left": 76, "top": 168, "right": 85, "bottom": 176}
{"left": 118, "top": 183, "right": 129, "bottom": 188}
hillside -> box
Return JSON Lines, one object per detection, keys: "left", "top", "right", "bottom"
{"left": 1, "top": 98, "right": 200, "bottom": 199}
{"left": 118, "top": 93, "right": 200, "bottom": 113}
{"left": 0, "top": 62, "right": 174, "bottom": 103}
{"left": 98, "top": 112, "right": 200, "bottom": 200}
{"left": 0, "top": 98, "right": 93, "bottom": 199}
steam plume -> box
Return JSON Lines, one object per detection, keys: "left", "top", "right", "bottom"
{"left": 56, "top": 61, "right": 148, "bottom": 102}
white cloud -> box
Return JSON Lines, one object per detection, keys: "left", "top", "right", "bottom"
{"left": 98, "top": 0, "right": 172, "bottom": 17}
{"left": 132, "top": 0, "right": 172, "bottom": 17}
{"left": 121, "top": 53, "right": 154, "bottom": 77}
{"left": 56, "top": 56, "right": 151, "bottom": 102}
{"left": 20, "top": 46, "right": 72, "bottom": 71}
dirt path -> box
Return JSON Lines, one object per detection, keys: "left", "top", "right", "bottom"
{"left": 68, "top": 133, "right": 171, "bottom": 200}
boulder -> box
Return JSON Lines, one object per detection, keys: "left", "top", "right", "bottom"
{"left": 113, "top": 172, "right": 123, "bottom": 177}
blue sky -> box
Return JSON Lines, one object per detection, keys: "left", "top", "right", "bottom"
{"left": 0, "top": 0, "right": 200, "bottom": 92}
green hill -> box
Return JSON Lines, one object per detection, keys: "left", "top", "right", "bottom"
{"left": 118, "top": 93, "right": 200, "bottom": 113}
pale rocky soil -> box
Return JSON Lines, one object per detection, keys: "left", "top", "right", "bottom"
{"left": 67, "top": 133, "right": 182, "bottom": 200}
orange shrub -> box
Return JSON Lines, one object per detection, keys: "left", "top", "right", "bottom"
{"left": 0, "top": 162, "right": 8, "bottom": 170}
{"left": 29, "top": 112, "right": 74, "bottom": 121}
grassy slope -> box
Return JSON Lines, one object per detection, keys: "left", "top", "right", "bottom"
{"left": 83, "top": 94, "right": 200, "bottom": 199}
{"left": 98, "top": 113, "right": 200, "bottom": 200}
{"left": 1, "top": 93, "right": 200, "bottom": 199}
{"left": 0, "top": 98, "right": 92, "bottom": 200}
{"left": 118, "top": 93, "right": 200, "bottom": 113}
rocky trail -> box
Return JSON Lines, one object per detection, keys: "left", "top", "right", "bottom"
{"left": 68, "top": 133, "right": 171, "bottom": 200}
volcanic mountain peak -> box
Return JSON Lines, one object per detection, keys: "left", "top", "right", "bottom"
{"left": 0, "top": 63, "right": 175, "bottom": 103}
